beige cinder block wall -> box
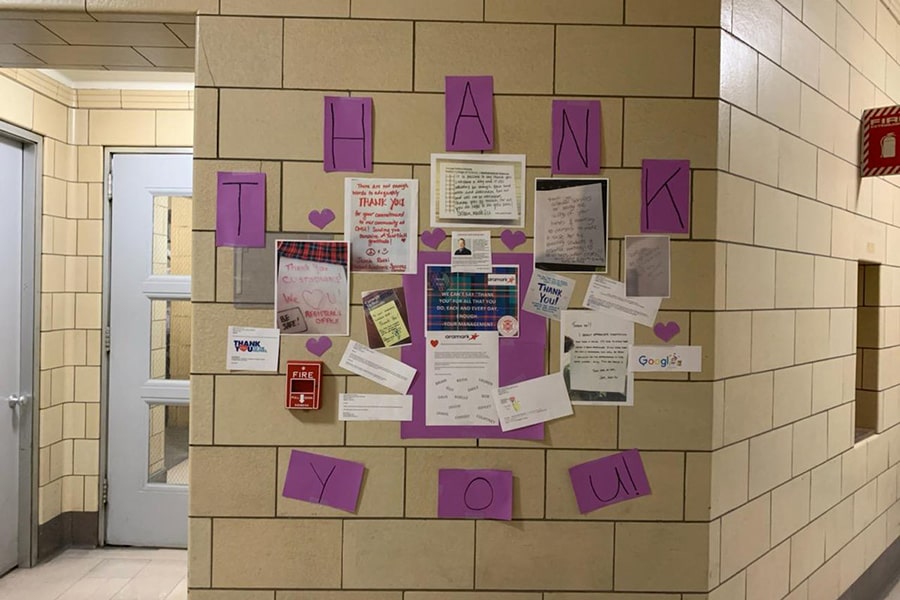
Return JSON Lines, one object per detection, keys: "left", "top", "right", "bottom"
{"left": 189, "top": 1, "right": 724, "bottom": 596}
{"left": 707, "top": 1, "right": 900, "bottom": 598}
{"left": 0, "top": 67, "right": 192, "bottom": 557}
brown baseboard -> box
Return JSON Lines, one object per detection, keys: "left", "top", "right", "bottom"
{"left": 839, "top": 534, "right": 900, "bottom": 600}
{"left": 37, "top": 511, "right": 99, "bottom": 562}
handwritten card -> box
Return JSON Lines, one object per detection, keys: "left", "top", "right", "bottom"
{"left": 561, "top": 310, "right": 633, "bottom": 406}
{"left": 583, "top": 274, "right": 661, "bottom": 327}
{"left": 282, "top": 449, "right": 365, "bottom": 513}
{"left": 323, "top": 96, "right": 373, "bottom": 173}
{"left": 642, "top": 159, "right": 690, "bottom": 234}
{"left": 568, "top": 449, "right": 651, "bottom": 514}
{"left": 362, "top": 288, "right": 412, "bottom": 349}
{"left": 551, "top": 100, "right": 601, "bottom": 175}
{"left": 345, "top": 178, "right": 418, "bottom": 273}
{"left": 522, "top": 270, "right": 575, "bottom": 321}
{"left": 445, "top": 76, "right": 494, "bottom": 151}
{"left": 438, "top": 469, "right": 512, "bottom": 520}
{"left": 426, "top": 331, "right": 499, "bottom": 426}
{"left": 430, "top": 153, "right": 526, "bottom": 228}
{"left": 339, "top": 341, "right": 417, "bottom": 394}
{"left": 216, "top": 172, "right": 266, "bottom": 248}
{"left": 629, "top": 345, "right": 702, "bottom": 372}
{"left": 534, "top": 178, "right": 608, "bottom": 271}
{"left": 274, "top": 241, "right": 350, "bottom": 335}
{"left": 339, "top": 394, "right": 413, "bottom": 421}
{"left": 625, "top": 235, "right": 671, "bottom": 298}
{"left": 493, "top": 372, "right": 573, "bottom": 432}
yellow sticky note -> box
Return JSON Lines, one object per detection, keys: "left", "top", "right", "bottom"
{"left": 370, "top": 300, "right": 410, "bottom": 347}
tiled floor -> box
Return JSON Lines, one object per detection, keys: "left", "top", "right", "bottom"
{"left": 0, "top": 547, "right": 186, "bottom": 600}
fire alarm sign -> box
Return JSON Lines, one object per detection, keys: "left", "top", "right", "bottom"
{"left": 285, "top": 361, "right": 323, "bottom": 410}
{"left": 861, "top": 105, "right": 900, "bottom": 176}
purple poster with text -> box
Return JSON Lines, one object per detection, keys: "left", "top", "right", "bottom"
{"left": 324, "top": 96, "right": 373, "bottom": 173}
{"left": 445, "top": 76, "right": 494, "bottom": 151}
{"left": 438, "top": 469, "right": 512, "bottom": 520}
{"left": 216, "top": 171, "right": 266, "bottom": 248}
{"left": 568, "top": 449, "right": 651, "bottom": 514}
{"left": 641, "top": 159, "right": 691, "bottom": 234}
{"left": 551, "top": 99, "right": 601, "bottom": 175}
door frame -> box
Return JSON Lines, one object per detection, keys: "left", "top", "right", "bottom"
{"left": 99, "top": 147, "right": 192, "bottom": 546}
{"left": 0, "top": 120, "right": 42, "bottom": 569}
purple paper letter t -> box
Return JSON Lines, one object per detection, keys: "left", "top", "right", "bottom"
{"left": 216, "top": 171, "right": 266, "bottom": 248}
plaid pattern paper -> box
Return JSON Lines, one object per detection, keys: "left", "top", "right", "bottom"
{"left": 277, "top": 240, "right": 348, "bottom": 266}
{"left": 425, "top": 265, "right": 519, "bottom": 335}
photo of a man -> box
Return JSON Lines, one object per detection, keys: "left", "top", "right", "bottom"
{"left": 454, "top": 238, "right": 472, "bottom": 255}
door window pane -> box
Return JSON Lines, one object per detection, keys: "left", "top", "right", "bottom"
{"left": 148, "top": 404, "right": 189, "bottom": 485}
{"left": 150, "top": 300, "right": 192, "bottom": 380}
{"left": 152, "top": 195, "right": 192, "bottom": 276}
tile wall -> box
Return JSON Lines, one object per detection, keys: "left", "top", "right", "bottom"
{"left": 0, "top": 67, "right": 193, "bottom": 555}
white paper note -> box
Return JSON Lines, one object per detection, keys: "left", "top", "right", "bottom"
{"left": 582, "top": 275, "right": 661, "bottom": 327}
{"left": 625, "top": 235, "right": 671, "bottom": 298}
{"left": 426, "top": 331, "right": 499, "bottom": 426}
{"left": 439, "top": 162, "right": 518, "bottom": 220}
{"left": 628, "top": 346, "right": 702, "bottom": 372}
{"left": 338, "top": 393, "right": 413, "bottom": 421}
{"left": 451, "top": 230, "right": 492, "bottom": 273}
{"left": 534, "top": 181, "right": 607, "bottom": 268}
{"left": 226, "top": 326, "right": 280, "bottom": 372}
{"left": 339, "top": 341, "right": 417, "bottom": 394}
{"left": 522, "top": 270, "right": 576, "bottom": 321}
{"left": 561, "top": 310, "right": 634, "bottom": 406}
{"left": 492, "top": 372, "right": 573, "bottom": 431}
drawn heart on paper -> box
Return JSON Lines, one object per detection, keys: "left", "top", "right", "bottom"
{"left": 653, "top": 321, "right": 681, "bottom": 342}
{"left": 501, "top": 229, "right": 526, "bottom": 250}
{"left": 308, "top": 208, "right": 336, "bottom": 229}
{"left": 306, "top": 336, "right": 333, "bottom": 356}
{"left": 302, "top": 289, "right": 335, "bottom": 309}
{"left": 421, "top": 228, "right": 447, "bottom": 249}
{"left": 430, "top": 339, "right": 439, "bottom": 348}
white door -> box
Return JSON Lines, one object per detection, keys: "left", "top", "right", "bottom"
{"left": 107, "top": 153, "right": 192, "bottom": 547}
{"left": 0, "top": 135, "right": 25, "bottom": 574}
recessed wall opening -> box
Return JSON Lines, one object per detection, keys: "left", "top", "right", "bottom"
{"left": 855, "top": 262, "right": 882, "bottom": 443}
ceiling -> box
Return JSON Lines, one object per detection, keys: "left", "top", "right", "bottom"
{"left": 0, "top": 12, "right": 196, "bottom": 71}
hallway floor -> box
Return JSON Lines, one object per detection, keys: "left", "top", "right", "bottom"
{"left": 0, "top": 547, "right": 186, "bottom": 600}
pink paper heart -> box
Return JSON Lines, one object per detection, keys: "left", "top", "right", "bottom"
{"left": 305, "top": 336, "right": 333, "bottom": 356}
{"left": 308, "top": 208, "right": 336, "bottom": 229}
{"left": 501, "top": 229, "right": 526, "bottom": 250}
{"left": 421, "top": 228, "right": 447, "bottom": 249}
{"left": 653, "top": 321, "right": 680, "bottom": 343}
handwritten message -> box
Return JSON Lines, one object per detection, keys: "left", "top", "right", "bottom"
{"left": 440, "top": 162, "right": 517, "bottom": 220}
{"left": 275, "top": 241, "right": 349, "bottom": 335}
{"left": 561, "top": 310, "right": 633, "bottom": 405}
{"left": 625, "top": 235, "right": 671, "bottom": 298}
{"left": 345, "top": 178, "right": 417, "bottom": 273}
{"left": 535, "top": 179, "right": 607, "bottom": 270}
{"left": 568, "top": 449, "right": 651, "bottom": 514}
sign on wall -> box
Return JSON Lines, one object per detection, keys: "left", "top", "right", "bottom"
{"left": 861, "top": 105, "right": 900, "bottom": 176}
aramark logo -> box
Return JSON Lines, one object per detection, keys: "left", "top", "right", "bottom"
{"left": 444, "top": 333, "right": 480, "bottom": 341}
{"left": 234, "top": 340, "right": 267, "bottom": 353}
{"left": 637, "top": 352, "right": 681, "bottom": 368}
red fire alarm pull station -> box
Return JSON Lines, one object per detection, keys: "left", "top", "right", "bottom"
{"left": 861, "top": 105, "right": 900, "bottom": 177}
{"left": 285, "top": 361, "right": 323, "bottom": 410}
